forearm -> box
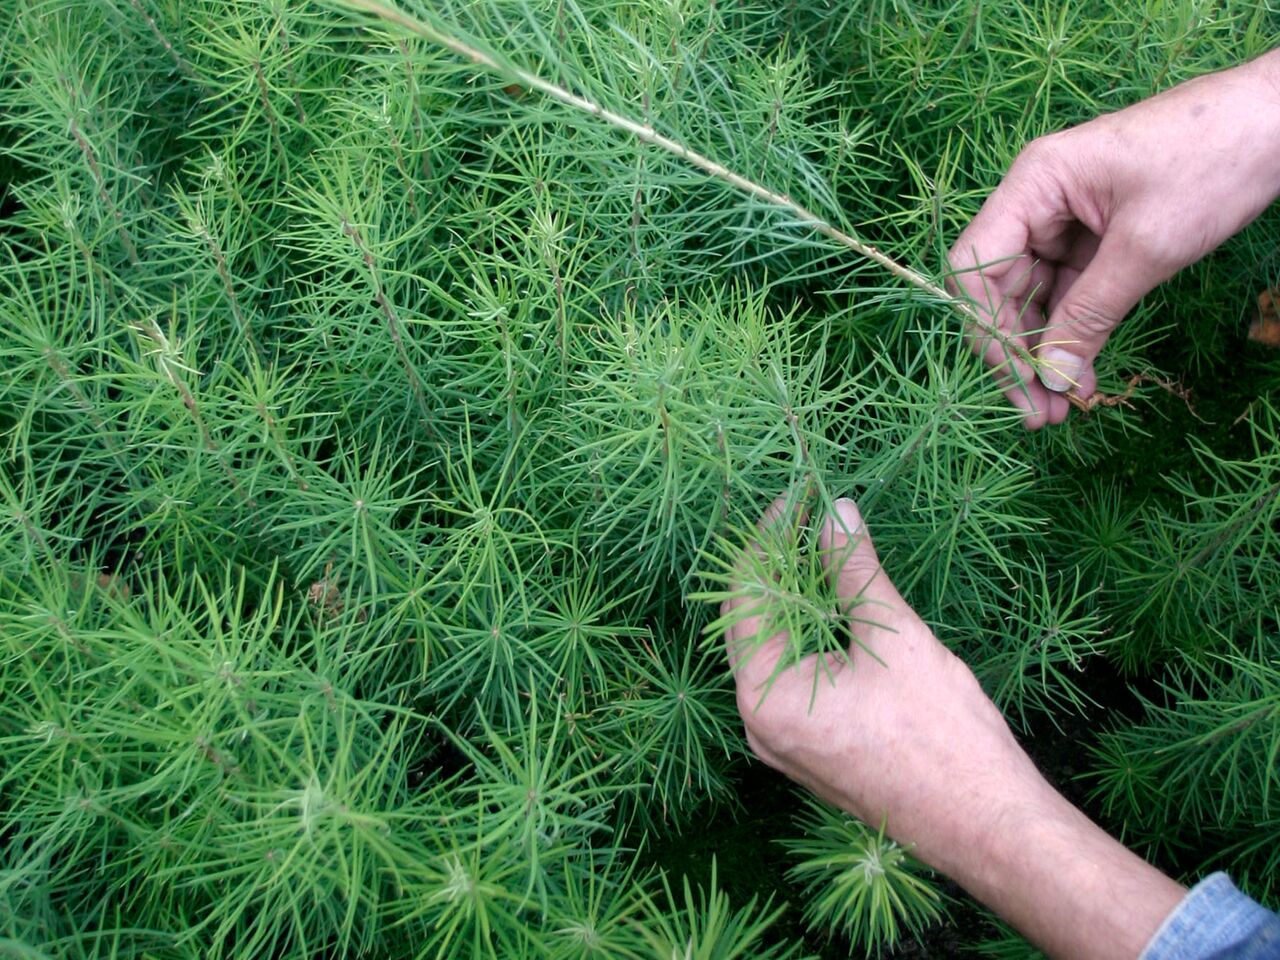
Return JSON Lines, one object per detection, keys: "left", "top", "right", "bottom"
{"left": 941, "top": 779, "right": 1186, "bottom": 960}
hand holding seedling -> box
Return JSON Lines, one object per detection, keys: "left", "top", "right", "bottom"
{"left": 727, "top": 497, "right": 1186, "bottom": 959}
{"left": 949, "top": 49, "right": 1280, "bottom": 429}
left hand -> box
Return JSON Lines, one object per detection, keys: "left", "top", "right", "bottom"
{"left": 722, "top": 496, "right": 1187, "bottom": 960}
{"left": 722, "top": 497, "right": 1043, "bottom": 866}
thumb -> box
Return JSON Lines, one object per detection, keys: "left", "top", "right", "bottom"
{"left": 818, "top": 499, "right": 909, "bottom": 649}
{"left": 1036, "top": 235, "right": 1154, "bottom": 394}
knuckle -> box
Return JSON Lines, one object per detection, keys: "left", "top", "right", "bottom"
{"left": 1008, "top": 143, "right": 1050, "bottom": 183}
{"left": 947, "top": 241, "right": 976, "bottom": 273}
{"left": 1006, "top": 132, "right": 1078, "bottom": 201}
{"left": 1014, "top": 136, "right": 1051, "bottom": 168}
{"left": 1015, "top": 130, "right": 1068, "bottom": 170}
{"left": 1056, "top": 298, "right": 1117, "bottom": 337}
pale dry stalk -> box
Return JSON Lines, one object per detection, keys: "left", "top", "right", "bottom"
{"left": 337, "top": 0, "right": 1086, "bottom": 407}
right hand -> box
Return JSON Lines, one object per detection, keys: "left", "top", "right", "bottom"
{"left": 948, "top": 50, "right": 1280, "bottom": 429}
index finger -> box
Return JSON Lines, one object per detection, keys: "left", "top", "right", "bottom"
{"left": 720, "top": 495, "right": 807, "bottom": 694}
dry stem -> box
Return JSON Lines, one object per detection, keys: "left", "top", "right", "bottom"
{"left": 336, "top": 0, "right": 1144, "bottom": 412}
{"left": 335, "top": 0, "right": 989, "bottom": 323}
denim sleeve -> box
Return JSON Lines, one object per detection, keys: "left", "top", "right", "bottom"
{"left": 1140, "top": 873, "right": 1280, "bottom": 960}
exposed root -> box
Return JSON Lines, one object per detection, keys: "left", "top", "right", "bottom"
{"left": 1068, "top": 373, "right": 1207, "bottom": 422}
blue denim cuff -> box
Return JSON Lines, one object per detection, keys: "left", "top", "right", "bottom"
{"left": 1140, "top": 872, "right": 1280, "bottom": 960}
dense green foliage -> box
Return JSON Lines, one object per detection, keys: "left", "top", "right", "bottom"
{"left": 781, "top": 801, "right": 944, "bottom": 956}
{"left": 1, "top": 0, "right": 1278, "bottom": 956}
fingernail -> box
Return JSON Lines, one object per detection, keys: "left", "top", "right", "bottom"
{"left": 1038, "top": 348, "right": 1082, "bottom": 393}
{"left": 820, "top": 498, "right": 862, "bottom": 548}
{"left": 834, "top": 498, "right": 862, "bottom": 533}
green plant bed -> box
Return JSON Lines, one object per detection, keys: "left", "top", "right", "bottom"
{"left": 1, "top": 0, "right": 1278, "bottom": 957}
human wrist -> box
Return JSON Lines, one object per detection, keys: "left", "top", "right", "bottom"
{"left": 895, "top": 746, "right": 1054, "bottom": 898}
{"left": 936, "top": 772, "right": 1066, "bottom": 901}
{"left": 1248, "top": 47, "right": 1280, "bottom": 91}
{"left": 1238, "top": 49, "right": 1280, "bottom": 197}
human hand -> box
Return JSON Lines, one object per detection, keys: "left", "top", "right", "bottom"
{"left": 723, "top": 496, "right": 1043, "bottom": 872}
{"left": 724, "top": 496, "right": 1186, "bottom": 959}
{"left": 948, "top": 50, "right": 1280, "bottom": 429}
